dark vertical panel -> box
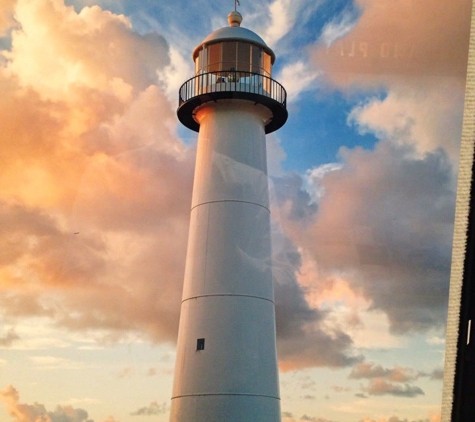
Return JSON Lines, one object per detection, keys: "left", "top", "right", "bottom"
{"left": 452, "top": 150, "right": 475, "bottom": 421}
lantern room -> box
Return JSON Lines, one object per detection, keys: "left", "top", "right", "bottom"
{"left": 193, "top": 11, "right": 274, "bottom": 77}
{"left": 177, "top": 11, "right": 287, "bottom": 134}
{"left": 194, "top": 40, "right": 273, "bottom": 76}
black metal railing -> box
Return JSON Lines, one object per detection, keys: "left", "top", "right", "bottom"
{"left": 178, "top": 70, "right": 287, "bottom": 108}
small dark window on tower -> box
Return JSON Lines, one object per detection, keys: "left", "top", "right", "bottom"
{"left": 196, "top": 338, "right": 205, "bottom": 351}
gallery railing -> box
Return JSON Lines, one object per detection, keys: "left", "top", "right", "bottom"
{"left": 178, "top": 70, "right": 287, "bottom": 109}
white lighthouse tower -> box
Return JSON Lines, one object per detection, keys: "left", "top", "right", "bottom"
{"left": 170, "top": 9, "right": 287, "bottom": 422}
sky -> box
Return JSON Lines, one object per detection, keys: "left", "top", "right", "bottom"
{"left": 0, "top": 0, "right": 472, "bottom": 421}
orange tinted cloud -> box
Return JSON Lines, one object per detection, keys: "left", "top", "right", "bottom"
{"left": 0, "top": 0, "right": 191, "bottom": 344}
{"left": 6, "top": 0, "right": 169, "bottom": 97}
{"left": 0, "top": 384, "right": 97, "bottom": 422}
{"left": 349, "top": 362, "right": 420, "bottom": 382}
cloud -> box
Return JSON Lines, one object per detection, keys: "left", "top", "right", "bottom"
{"left": 130, "top": 401, "right": 167, "bottom": 416}
{"left": 310, "top": 0, "right": 468, "bottom": 174}
{"left": 359, "top": 416, "right": 441, "bottom": 422}
{"left": 0, "top": 0, "right": 17, "bottom": 36}
{"left": 281, "top": 414, "right": 337, "bottom": 422}
{"left": 286, "top": 140, "right": 455, "bottom": 335}
{"left": 272, "top": 174, "right": 318, "bottom": 222}
{"left": 276, "top": 61, "right": 320, "bottom": 103}
{"left": 264, "top": 0, "right": 302, "bottom": 46}
{"left": 364, "top": 378, "right": 424, "bottom": 397}
{"left": 158, "top": 46, "right": 194, "bottom": 102}
{"left": 0, "top": 328, "right": 19, "bottom": 347}
{"left": 268, "top": 108, "right": 457, "bottom": 365}
{"left": 310, "top": 0, "right": 468, "bottom": 180}
{"left": 271, "top": 226, "right": 362, "bottom": 370}
{"left": 348, "top": 362, "right": 428, "bottom": 398}
{"left": 313, "top": 0, "right": 471, "bottom": 87}
{"left": 5, "top": 0, "right": 169, "bottom": 98}
{"left": 319, "top": 5, "right": 360, "bottom": 47}
{"left": 300, "top": 416, "right": 337, "bottom": 422}
{"left": 262, "top": 0, "right": 325, "bottom": 48}
{"left": 0, "top": 0, "right": 191, "bottom": 345}
{"left": 429, "top": 368, "right": 444, "bottom": 380}
{"left": 347, "top": 82, "right": 465, "bottom": 162}
{"left": 349, "top": 362, "right": 420, "bottom": 382}
{"left": 100, "top": 417, "right": 120, "bottom": 422}
{"left": 281, "top": 0, "right": 466, "bottom": 340}
{"left": 0, "top": 385, "right": 93, "bottom": 422}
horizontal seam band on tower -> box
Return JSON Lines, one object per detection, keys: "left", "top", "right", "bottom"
{"left": 182, "top": 293, "right": 275, "bottom": 305}
{"left": 191, "top": 199, "right": 270, "bottom": 213}
{"left": 171, "top": 393, "right": 280, "bottom": 400}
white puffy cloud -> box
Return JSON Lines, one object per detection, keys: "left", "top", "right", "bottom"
{"left": 0, "top": 385, "right": 93, "bottom": 422}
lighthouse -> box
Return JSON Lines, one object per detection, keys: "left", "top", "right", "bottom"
{"left": 170, "top": 8, "right": 287, "bottom": 422}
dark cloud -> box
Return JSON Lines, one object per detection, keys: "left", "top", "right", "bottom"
{"left": 429, "top": 368, "right": 444, "bottom": 380}
{"left": 272, "top": 174, "right": 318, "bottom": 222}
{"left": 349, "top": 362, "right": 419, "bottom": 382}
{"left": 349, "top": 362, "right": 426, "bottom": 398}
{"left": 414, "top": 367, "right": 445, "bottom": 381}
{"left": 272, "top": 230, "right": 362, "bottom": 370}
{"left": 294, "top": 141, "right": 456, "bottom": 334}
{"left": 130, "top": 401, "right": 168, "bottom": 416}
{"left": 300, "top": 416, "right": 336, "bottom": 422}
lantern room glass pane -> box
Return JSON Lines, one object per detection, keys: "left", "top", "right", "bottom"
{"left": 237, "top": 42, "right": 251, "bottom": 72}
{"left": 251, "top": 45, "right": 261, "bottom": 74}
{"left": 263, "top": 52, "right": 271, "bottom": 76}
{"left": 195, "top": 54, "right": 200, "bottom": 74}
{"left": 208, "top": 43, "right": 221, "bottom": 73}
{"left": 196, "top": 48, "right": 207, "bottom": 74}
{"left": 221, "top": 42, "right": 236, "bottom": 71}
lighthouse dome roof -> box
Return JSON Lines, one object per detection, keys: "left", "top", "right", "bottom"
{"left": 201, "top": 26, "right": 267, "bottom": 47}
{"left": 192, "top": 11, "right": 275, "bottom": 63}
